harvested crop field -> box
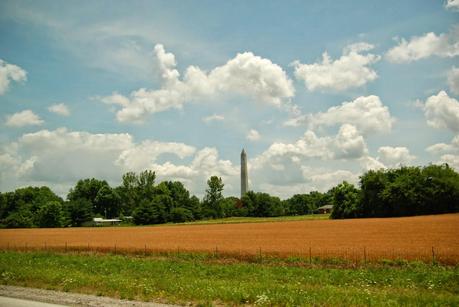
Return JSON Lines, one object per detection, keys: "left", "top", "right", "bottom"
{"left": 1, "top": 214, "right": 458, "bottom": 264}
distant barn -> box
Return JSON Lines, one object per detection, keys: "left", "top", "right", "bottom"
{"left": 316, "top": 205, "right": 333, "bottom": 214}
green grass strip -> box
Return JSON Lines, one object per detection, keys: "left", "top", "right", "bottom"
{"left": 0, "top": 251, "right": 458, "bottom": 306}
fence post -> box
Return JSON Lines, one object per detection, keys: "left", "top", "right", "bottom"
{"left": 87, "top": 242, "right": 90, "bottom": 251}
{"left": 431, "top": 246, "right": 435, "bottom": 264}
{"left": 114, "top": 244, "right": 117, "bottom": 255}
{"left": 25, "top": 242, "right": 27, "bottom": 251}
{"left": 309, "top": 246, "right": 312, "bottom": 265}
{"left": 215, "top": 246, "right": 218, "bottom": 258}
{"left": 65, "top": 242, "right": 67, "bottom": 252}
{"left": 144, "top": 244, "right": 147, "bottom": 256}
{"left": 7, "top": 242, "right": 9, "bottom": 250}
{"left": 258, "top": 247, "right": 262, "bottom": 263}
{"left": 364, "top": 246, "right": 367, "bottom": 265}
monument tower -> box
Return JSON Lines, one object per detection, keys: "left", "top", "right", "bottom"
{"left": 241, "top": 149, "right": 248, "bottom": 198}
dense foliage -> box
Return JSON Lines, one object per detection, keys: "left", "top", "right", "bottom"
{"left": 1, "top": 164, "right": 458, "bottom": 227}
{"left": 331, "top": 164, "right": 459, "bottom": 219}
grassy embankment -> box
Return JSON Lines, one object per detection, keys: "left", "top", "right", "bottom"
{"left": 177, "top": 213, "right": 330, "bottom": 226}
{"left": 0, "top": 251, "right": 458, "bottom": 306}
{"left": 114, "top": 214, "right": 330, "bottom": 227}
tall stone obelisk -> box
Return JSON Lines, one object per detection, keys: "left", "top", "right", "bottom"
{"left": 241, "top": 149, "right": 248, "bottom": 198}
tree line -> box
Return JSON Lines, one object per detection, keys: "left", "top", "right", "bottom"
{"left": 330, "top": 164, "right": 459, "bottom": 219}
{"left": 0, "top": 164, "right": 458, "bottom": 228}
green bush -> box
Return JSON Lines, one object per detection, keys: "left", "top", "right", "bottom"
{"left": 170, "top": 207, "right": 193, "bottom": 223}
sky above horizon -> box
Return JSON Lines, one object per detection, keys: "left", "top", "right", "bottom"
{"left": 1, "top": 0, "right": 459, "bottom": 198}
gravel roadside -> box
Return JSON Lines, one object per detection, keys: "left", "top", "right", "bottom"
{"left": 0, "top": 285, "right": 180, "bottom": 307}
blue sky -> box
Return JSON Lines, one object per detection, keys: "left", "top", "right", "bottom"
{"left": 1, "top": 0, "right": 459, "bottom": 198}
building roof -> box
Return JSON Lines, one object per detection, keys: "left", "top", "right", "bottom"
{"left": 93, "top": 217, "right": 121, "bottom": 223}
{"left": 317, "top": 205, "right": 333, "bottom": 210}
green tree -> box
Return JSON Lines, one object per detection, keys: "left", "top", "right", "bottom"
{"left": 2, "top": 209, "right": 34, "bottom": 228}
{"left": 242, "top": 192, "right": 285, "bottom": 217}
{"left": 64, "top": 199, "right": 93, "bottom": 226}
{"left": 36, "top": 201, "right": 64, "bottom": 227}
{"left": 67, "top": 178, "right": 109, "bottom": 215}
{"left": 170, "top": 207, "right": 193, "bottom": 223}
{"left": 202, "top": 176, "right": 224, "bottom": 218}
{"left": 118, "top": 170, "right": 156, "bottom": 215}
{"left": 285, "top": 194, "right": 312, "bottom": 215}
{"left": 0, "top": 186, "right": 63, "bottom": 228}
{"left": 241, "top": 191, "right": 257, "bottom": 216}
{"left": 188, "top": 195, "right": 202, "bottom": 219}
{"left": 137, "top": 170, "right": 156, "bottom": 200}
{"left": 132, "top": 196, "right": 168, "bottom": 225}
{"left": 330, "top": 181, "right": 361, "bottom": 219}
{"left": 94, "top": 186, "right": 121, "bottom": 218}
{"left": 119, "top": 172, "right": 138, "bottom": 215}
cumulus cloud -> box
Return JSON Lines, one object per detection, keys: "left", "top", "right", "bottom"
{"left": 302, "top": 168, "right": 359, "bottom": 189}
{"left": 256, "top": 167, "right": 359, "bottom": 198}
{"left": 448, "top": 67, "right": 459, "bottom": 95}
{"left": 202, "top": 114, "right": 224, "bottom": 123}
{"left": 426, "top": 135, "right": 459, "bottom": 155}
{"left": 292, "top": 42, "right": 380, "bottom": 91}
{"left": 377, "top": 146, "right": 416, "bottom": 167}
{"left": 100, "top": 44, "right": 295, "bottom": 123}
{"left": 445, "top": 0, "right": 459, "bottom": 11}
{"left": 285, "top": 95, "right": 394, "bottom": 135}
{"left": 5, "top": 110, "right": 44, "bottom": 127}
{"left": 0, "top": 59, "right": 27, "bottom": 95}
{"left": 422, "top": 91, "right": 459, "bottom": 132}
{"left": 357, "top": 147, "right": 415, "bottom": 171}
{"left": 386, "top": 27, "right": 459, "bottom": 63}
{"left": 48, "top": 103, "right": 70, "bottom": 116}
{"left": 426, "top": 135, "right": 459, "bottom": 171}
{"left": 116, "top": 140, "right": 196, "bottom": 172}
{"left": 0, "top": 128, "right": 239, "bottom": 197}
{"left": 246, "top": 129, "right": 261, "bottom": 141}
{"left": 359, "top": 156, "right": 386, "bottom": 171}
{"left": 252, "top": 124, "right": 367, "bottom": 170}
{"left": 439, "top": 154, "right": 459, "bottom": 169}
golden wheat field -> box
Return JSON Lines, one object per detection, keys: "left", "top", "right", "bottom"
{"left": 1, "top": 214, "right": 458, "bottom": 263}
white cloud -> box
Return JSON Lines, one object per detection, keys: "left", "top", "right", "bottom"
{"left": 116, "top": 140, "right": 196, "bottom": 172}
{"left": 0, "top": 59, "right": 27, "bottom": 95}
{"left": 252, "top": 124, "right": 367, "bottom": 170}
{"left": 257, "top": 167, "right": 359, "bottom": 198}
{"left": 385, "top": 27, "right": 459, "bottom": 63}
{"left": 425, "top": 134, "right": 459, "bottom": 171}
{"left": 334, "top": 124, "right": 368, "bottom": 159}
{"left": 448, "top": 67, "right": 459, "bottom": 95}
{"left": 5, "top": 110, "right": 44, "bottom": 127}
{"left": 285, "top": 95, "right": 394, "bottom": 135}
{"left": 358, "top": 147, "right": 415, "bottom": 171}
{"left": 202, "top": 114, "right": 224, "bottom": 123}
{"left": 0, "top": 128, "right": 239, "bottom": 197}
{"left": 426, "top": 135, "right": 459, "bottom": 155}
{"left": 1, "top": 128, "right": 133, "bottom": 187}
{"left": 100, "top": 44, "right": 295, "bottom": 123}
{"left": 445, "top": 0, "right": 459, "bottom": 11}
{"left": 99, "top": 92, "right": 130, "bottom": 107}
{"left": 377, "top": 146, "right": 416, "bottom": 167}
{"left": 423, "top": 91, "right": 459, "bottom": 132}
{"left": 359, "top": 156, "right": 386, "bottom": 171}
{"left": 48, "top": 103, "right": 70, "bottom": 116}
{"left": 302, "top": 167, "right": 359, "bottom": 188}
{"left": 292, "top": 42, "right": 380, "bottom": 91}
{"left": 246, "top": 129, "right": 261, "bottom": 141}
{"left": 439, "top": 154, "right": 459, "bottom": 169}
